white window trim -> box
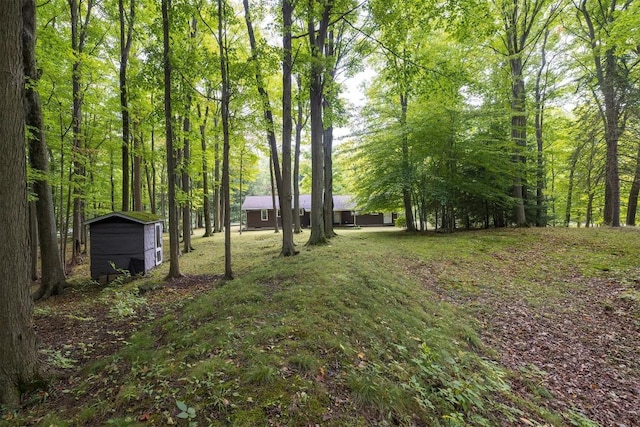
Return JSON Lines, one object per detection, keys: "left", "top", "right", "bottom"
{"left": 261, "top": 209, "right": 268, "bottom": 221}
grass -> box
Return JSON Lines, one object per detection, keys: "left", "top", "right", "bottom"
{"left": 4, "top": 226, "right": 640, "bottom": 426}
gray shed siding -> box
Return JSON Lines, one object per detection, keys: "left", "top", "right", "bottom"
{"left": 89, "top": 221, "right": 144, "bottom": 278}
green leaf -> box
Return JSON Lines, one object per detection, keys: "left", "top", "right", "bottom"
{"left": 176, "top": 400, "right": 187, "bottom": 412}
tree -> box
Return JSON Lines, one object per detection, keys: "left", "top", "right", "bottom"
{"left": 24, "top": 0, "right": 67, "bottom": 300}
{"left": 306, "top": 0, "right": 333, "bottom": 245}
{"left": 119, "top": 0, "right": 135, "bottom": 211}
{"left": 493, "top": 0, "right": 561, "bottom": 226}
{"left": 0, "top": 0, "right": 39, "bottom": 405}
{"left": 162, "top": 0, "right": 182, "bottom": 278}
{"left": 367, "top": 0, "right": 427, "bottom": 232}
{"left": 573, "top": 0, "right": 636, "bottom": 227}
{"left": 280, "top": 0, "right": 297, "bottom": 254}
{"left": 534, "top": 29, "right": 550, "bottom": 227}
{"left": 219, "top": 0, "right": 233, "bottom": 279}
{"left": 69, "top": 0, "right": 94, "bottom": 264}
{"left": 626, "top": 125, "right": 640, "bottom": 226}
{"left": 198, "top": 98, "right": 213, "bottom": 236}
{"left": 242, "top": 0, "right": 296, "bottom": 255}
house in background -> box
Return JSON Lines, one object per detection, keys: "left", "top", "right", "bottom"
{"left": 85, "top": 211, "right": 163, "bottom": 280}
{"left": 241, "top": 195, "right": 397, "bottom": 230}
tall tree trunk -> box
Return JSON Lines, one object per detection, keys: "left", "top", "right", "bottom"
{"left": 133, "top": 123, "right": 143, "bottom": 210}
{"left": 162, "top": 0, "right": 182, "bottom": 278}
{"left": 279, "top": 0, "right": 297, "bottom": 255}
{"left": 400, "top": 92, "right": 416, "bottom": 231}
{"left": 213, "top": 114, "right": 221, "bottom": 233}
{"left": 239, "top": 147, "right": 244, "bottom": 235}
{"left": 110, "top": 148, "right": 116, "bottom": 210}
{"left": 510, "top": 55, "right": 528, "bottom": 226}
{"left": 323, "top": 30, "right": 336, "bottom": 238}
{"left": 119, "top": 0, "right": 135, "bottom": 212}
{"left": 198, "top": 101, "right": 213, "bottom": 236}
{"left": 293, "top": 74, "right": 304, "bottom": 234}
{"left": 29, "top": 199, "right": 39, "bottom": 281}
{"left": 182, "top": 93, "right": 193, "bottom": 253}
{"left": 181, "top": 17, "right": 197, "bottom": 251}
{"left": 306, "top": 0, "right": 332, "bottom": 245}
{"left": 270, "top": 160, "right": 280, "bottom": 233}
{"left": 626, "top": 142, "right": 640, "bottom": 226}
{"left": 143, "top": 129, "right": 154, "bottom": 211}
{"left": 58, "top": 110, "right": 66, "bottom": 263}
{"left": 69, "top": 0, "right": 92, "bottom": 265}
{"left": 601, "top": 51, "right": 623, "bottom": 227}
{"left": 218, "top": 0, "right": 233, "bottom": 279}
{"left": 0, "top": 0, "right": 40, "bottom": 405}
{"left": 534, "top": 29, "right": 549, "bottom": 227}
{"left": 585, "top": 192, "right": 594, "bottom": 228}
{"left": 150, "top": 102, "right": 157, "bottom": 214}
{"left": 24, "top": 0, "right": 66, "bottom": 299}
{"left": 577, "top": 1, "right": 628, "bottom": 227}
{"left": 243, "top": 0, "right": 295, "bottom": 254}
{"left": 498, "top": 0, "right": 555, "bottom": 227}
{"left": 565, "top": 147, "right": 581, "bottom": 226}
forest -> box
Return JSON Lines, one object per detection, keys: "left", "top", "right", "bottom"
{"left": 1, "top": 0, "right": 639, "bottom": 424}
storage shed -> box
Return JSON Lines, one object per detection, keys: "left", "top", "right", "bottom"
{"left": 85, "top": 212, "right": 163, "bottom": 280}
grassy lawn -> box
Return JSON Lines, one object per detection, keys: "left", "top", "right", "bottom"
{"left": 3, "top": 227, "right": 639, "bottom": 426}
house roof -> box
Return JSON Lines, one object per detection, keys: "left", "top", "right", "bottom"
{"left": 242, "top": 195, "right": 356, "bottom": 211}
{"left": 84, "top": 211, "right": 163, "bottom": 226}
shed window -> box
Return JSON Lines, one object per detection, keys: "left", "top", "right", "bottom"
{"left": 156, "top": 224, "right": 162, "bottom": 247}
{"left": 299, "top": 208, "right": 304, "bottom": 216}
{"left": 261, "top": 209, "right": 268, "bottom": 221}
{"left": 276, "top": 209, "right": 281, "bottom": 217}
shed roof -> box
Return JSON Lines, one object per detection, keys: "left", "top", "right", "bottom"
{"left": 242, "top": 195, "right": 356, "bottom": 211}
{"left": 84, "top": 211, "right": 163, "bottom": 226}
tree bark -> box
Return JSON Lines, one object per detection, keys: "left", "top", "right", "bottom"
{"left": 133, "top": 123, "right": 143, "bottom": 211}
{"left": 400, "top": 92, "right": 416, "bottom": 231}
{"left": 218, "top": 0, "right": 233, "bottom": 279}
{"left": 119, "top": 0, "right": 134, "bottom": 212}
{"left": 626, "top": 142, "right": 640, "bottom": 226}
{"left": 69, "top": 0, "right": 92, "bottom": 265}
{"left": 534, "top": 29, "right": 549, "bottom": 227}
{"left": 162, "top": 0, "right": 182, "bottom": 278}
{"left": 306, "top": 0, "right": 332, "bottom": 245}
{"left": 293, "top": 74, "right": 305, "bottom": 234}
{"left": 565, "top": 147, "right": 581, "bottom": 226}
{"left": 323, "top": 30, "right": 336, "bottom": 238}
{"left": 510, "top": 55, "right": 528, "bottom": 226}
{"left": 0, "top": 0, "right": 40, "bottom": 405}
{"left": 23, "top": 0, "right": 67, "bottom": 299}
{"left": 182, "top": 93, "right": 193, "bottom": 253}
{"left": 577, "top": 0, "right": 628, "bottom": 227}
{"left": 198, "top": 101, "right": 213, "bottom": 236}
{"left": 242, "top": 0, "right": 295, "bottom": 254}
{"left": 270, "top": 160, "right": 279, "bottom": 233}
{"left": 213, "top": 114, "right": 221, "bottom": 233}
{"left": 279, "top": 0, "right": 297, "bottom": 255}
{"left": 29, "top": 199, "right": 38, "bottom": 281}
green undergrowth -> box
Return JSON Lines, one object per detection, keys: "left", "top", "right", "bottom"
{"left": 8, "top": 227, "right": 640, "bottom": 426}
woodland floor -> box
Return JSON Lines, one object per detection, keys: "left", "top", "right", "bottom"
{"left": 5, "top": 228, "right": 640, "bottom": 426}
{"left": 417, "top": 263, "right": 640, "bottom": 427}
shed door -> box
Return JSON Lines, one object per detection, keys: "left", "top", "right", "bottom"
{"left": 383, "top": 213, "right": 393, "bottom": 224}
{"left": 155, "top": 223, "right": 163, "bottom": 265}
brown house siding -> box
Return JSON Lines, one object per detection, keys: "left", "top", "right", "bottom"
{"left": 245, "top": 209, "right": 311, "bottom": 230}
{"left": 244, "top": 209, "right": 396, "bottom": 230}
